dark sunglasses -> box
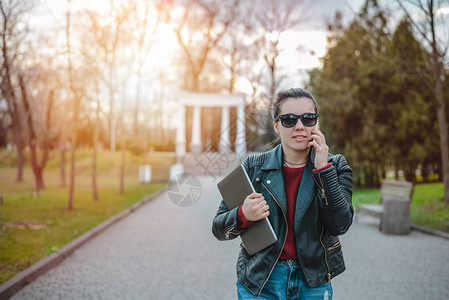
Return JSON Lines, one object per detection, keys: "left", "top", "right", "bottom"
{"left": 274, "top": 113, "right": 319, "bottom": 128}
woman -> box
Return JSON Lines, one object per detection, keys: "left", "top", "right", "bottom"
{"left": 212, "top": 88, "right": 353, "bottom": 299}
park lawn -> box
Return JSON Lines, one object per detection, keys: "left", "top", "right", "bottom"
{"left": 0, "top": 150, "right": 173, "bottom": 285}
{"left": 354, "top": 182, "right": 449, "bottom": 233}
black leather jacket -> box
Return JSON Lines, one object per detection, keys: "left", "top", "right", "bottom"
{"left": 212, "top": 144, "right": 353, "bottom": 296}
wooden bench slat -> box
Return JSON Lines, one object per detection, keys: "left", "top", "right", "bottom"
{"left": 355, "top": 179, "right": 414, "bottom": 231}
{"left": 358, "top": 204, "right": 383, "bottom": 214}
{"left": 379, "top": 180, "right": 414, "bottom": 202}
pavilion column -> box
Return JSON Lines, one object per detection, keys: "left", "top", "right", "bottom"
{"left": 191, "top": 105, "right": 202, "bottom": 153}
{"left": 235, "top": 103, "right": 246, "bottom": 159}
{"left": 219, "top": 105, "right": 231, "bottom": 153}
{"left": 176, "top": 103, "right": 186, "bottom": 159}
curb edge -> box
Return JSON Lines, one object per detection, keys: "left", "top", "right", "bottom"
{"left": 0, "top": 186, "right": 167, "bottom": 300}
{"left": 411, "top": 223, "right": 449, "bottom": 240}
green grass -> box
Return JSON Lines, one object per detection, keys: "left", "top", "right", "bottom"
{"left": 354, "top": 182, "right": 449, "bottom": 233}
{"left": 0, "top": 149, "right": 175, "bottom": 284}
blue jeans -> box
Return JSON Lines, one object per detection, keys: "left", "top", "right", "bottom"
{"left": 236, "top": 260, "right": 332, "bottom": 300}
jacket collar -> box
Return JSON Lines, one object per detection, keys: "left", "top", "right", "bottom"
{"left": 261, "top": 144, "right": 283, "bottom": 170}
{"left": 260, "top": 143, "right": 317, "bottom": 221}
{"left": 262, "top": 144, "right": 316, "bottom": 170}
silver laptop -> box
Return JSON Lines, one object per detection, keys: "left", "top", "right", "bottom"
{"left": 217, "top": 165, "right": 277, "bottom": 255}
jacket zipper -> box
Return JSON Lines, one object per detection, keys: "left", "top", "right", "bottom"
{"left": 224, "top": 226, "right": 238, "bottom": 240}
{"left": 319, "top": 227, "right": 331, "bottom": 282}
{"left": 328, "top": 241, "right": 341, "bottom": 251}
{"left": 258, "top": 182, "right": 288, "bottom": 296}
{"left": 313, "top": 173, "right": 328, "bottom": 205}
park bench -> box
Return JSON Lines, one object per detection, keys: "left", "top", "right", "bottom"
{"left": 355, "top": 179, "right": 414, "bottom": 234}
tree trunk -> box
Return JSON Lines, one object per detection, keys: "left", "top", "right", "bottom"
{"left": 67, "top": 104, "right": 78, "bottom": 210}
{"left": 264, "top": 62, "right": 277, "bottom": 145}
{"left": 109, "top": 84, "right": 116, "bottom": 152}
{"left": 119, "top": 133, "right": 125, "bottom": 194}
{"left": 66, "top": 0, "right": 77, "bottom": 211}
{"left": 19, "top": 74, "right": 50, "bottom": 194}
{"left": 10, "top": 125, "right": 24, "bottom": 182}
{"left": 431, "top": 40, "right": 449, "bottom": 203}
{"left": 422, "top": 161, "right": 429, "bottom": 182}
{"left": 405, "top": 167, "right": 415, "bottom": 183}
{"left": 67, "top": 82, "right": 79, "bottom": 210}
{"left": 365, "top": 166, "right": 374, "bottom": 187}
{"left": 67, "top": 143, "right": 76, "bottom": 210}
{"left": 60, "top": 140, "right": 66, "bottom": 187}
{"left": 28, "top": 145, "right": 45, "bottom": 193}
{"left": 373, "top": 164, "right": 380, "bottom": 186}
{"left": 143, "top": 133, "right": 148, "bottom": 164}
{"left": 133, "top": 67, "right": 142, "bottom": 135}
{"left": 35, "top": 170, "right": 45, "bottom": 191}
{"left": 191, "top": 70, "right": 200, "bottom": 92}
{"left": 16, "top": 144, "right": 24, "bottom": 182}
{"left": 432, "top": 60, "right": 449, "bottom": 203}
{"left": 92, "top": 102, "right": 99, "bottom": 201}
{"left": 9, "top": 111, "right": 25, "bottom": 182}
{"left": 92, "top": 145, "right": 99, "bottom": 201}
{"left": 2, "top": 56, "right": 24, "bottom": 182}
{"left": 29, "top": 147, "right": 45, "bottom": 193}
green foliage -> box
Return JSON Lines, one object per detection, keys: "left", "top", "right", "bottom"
{"left": 309, "top": 0, "right": 442, "bottom": 187}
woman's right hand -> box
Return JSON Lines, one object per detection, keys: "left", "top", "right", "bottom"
{"left": 241, "top": 192, "right": 270, "bottom": 221}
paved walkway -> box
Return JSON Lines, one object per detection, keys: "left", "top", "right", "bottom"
{"left": 10, "top": 176, "right": 449, "bottom": 300}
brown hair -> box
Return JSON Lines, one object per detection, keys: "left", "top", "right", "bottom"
{"left": 272, "top": 88, "right": 319, "bottom": 120}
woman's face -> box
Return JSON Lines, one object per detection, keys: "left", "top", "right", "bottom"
{"left": 273, "top": 97, "right": 317, "bottom": 153}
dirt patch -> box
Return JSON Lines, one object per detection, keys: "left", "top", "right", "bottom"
{"left": 422, "top": 203, "right": 437, "bottom": 212}
{"left": 4, "top": 222, "right": 48, "bottom": 230}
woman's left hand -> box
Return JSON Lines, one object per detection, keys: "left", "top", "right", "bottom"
{"left": 308, "top": 129, "right": 329, "bottom": 169}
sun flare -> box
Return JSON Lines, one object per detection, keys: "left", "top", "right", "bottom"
{"left": 46, "top": 0, "right": 112, "bottom": 14}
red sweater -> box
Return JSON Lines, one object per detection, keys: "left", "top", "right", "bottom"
{"left": 237, "top": 163, "right": 332, "bottom": 260}
{"left": 279, "top": 165, "right": 305, "bottom": 259}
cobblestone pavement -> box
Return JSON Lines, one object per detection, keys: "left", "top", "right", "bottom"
{"left": 11, "top": 176, "right": 449, "bottom": 300}
{"left": 333, "top": 215, "right": 449, "bottom": 300}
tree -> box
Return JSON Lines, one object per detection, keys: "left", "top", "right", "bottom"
{"left": 204, "top": 0, "right": 266, "bottom": 97}
{"left": 92, "top": 95, "right": 100, "bottom": 200}
{"left": 82, "top": 1, "right": 135, "bottom": 194}
{"left": 309, "top": 0, "right": 439, "bottom": 187}
{"left": 66, "top": 0, "right": 83, "bottom": 210}
{"left": 159, "top": 0, "right": 239, "bottom": 153}
{"left": 385, "top": 18, "right": 436, "bottom": 182}
{"left": 162, "top": 0, "right": 238, "bottom": 92}
{"left": 85, "top": 1, "right": 133, "bottom": 152}
{"left": 128, "top": 0, "right": 162, "bottom": 135}
{"left": 0, "top": 0, "right": 32, "bottom": 182}
{"left": 310, "top": 0, "right": 393, "bottom": 186}
{"left": 0, "top": 103, "right": 7, "bottom": 147}
{"left": 18, "top": 66, "right": 58, "bottom": 193}
{"left": 395, "top": 0, "right": 449, "bottom": 203}
{"left": 250, "top": 0, "right": 309, "bottom": 143}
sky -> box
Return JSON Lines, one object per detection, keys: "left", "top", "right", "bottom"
{"left": 264, "top": 0, "right": 448, "bottom": 89}
{"left": 33, "top": 0, "right": 448, "bottom": 94}
{"left": 38, "top": 0, "right": 369, "bottom": 71}
{"left": 262, "top": 0, "right": 368, "bottom": 88}
{"left": 32, "top": 0, "right": 366, "bottom": 92}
